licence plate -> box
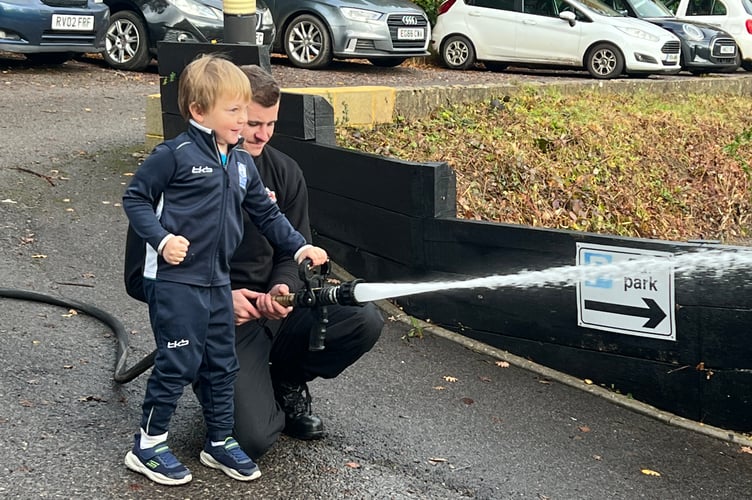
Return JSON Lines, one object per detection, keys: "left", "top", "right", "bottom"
{"left": 664, "top": 53, "right": 679, "bottom": 63}
{"left": 51, "top": 14, "right": 94, "bottom": 32}
{"left": 720, "top": 45, "right": 735, "bottom": 54}
{"left": 256, "top": 32, "right": 264, "bottom": 45}
{"left": 397, "top": 27, "right": 424, "bottom": 41}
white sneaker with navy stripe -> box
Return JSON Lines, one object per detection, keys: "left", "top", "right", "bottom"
{"left": 124, "top": 435, "right": 192, "bottom": 486}
{"left": 199, "top": 437, "right": 261, "bottom": 481}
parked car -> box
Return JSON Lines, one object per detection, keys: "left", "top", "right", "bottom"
{"left": 431, "top": 0, "right": 683, "bottom": 79}
{"left": 663, "top": 0, "right": 752, "bottom": 70}
{"left": 0, "top": 0, "right": 109, "bottom": 65}
{"left": 102, "top": 0, "right": 276, "bottom": 71}
{"left": 604, "top": 0, "right": 739, "bottom": 73}
{"left": 264, "top": 0, "right": 431, "bottom": 69}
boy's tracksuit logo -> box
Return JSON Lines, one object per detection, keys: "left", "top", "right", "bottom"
{"left": 238, "top": 162, "right": 248, "bottom": 187}
{"left": 192, "top": 165, "right": 213, "bottom": 174}
{"left": 167, "top": 339, "right": 190, "bottom": 349}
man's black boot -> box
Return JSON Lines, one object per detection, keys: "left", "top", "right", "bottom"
{"left": 274, "top": 381, "right": 326, "bottom": 440}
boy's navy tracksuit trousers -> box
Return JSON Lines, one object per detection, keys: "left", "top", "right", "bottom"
{"left": 141, "top": 279, "right": 238, "bottom": 442}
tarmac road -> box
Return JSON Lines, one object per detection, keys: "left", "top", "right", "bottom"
{"left": 1, "top": 54, "right": 751, "bottom": 499}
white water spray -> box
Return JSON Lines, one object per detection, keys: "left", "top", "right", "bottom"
{"left": 352, "top": 248, "right": 752, "bottom": 303}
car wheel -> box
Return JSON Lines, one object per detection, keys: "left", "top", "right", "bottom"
{"left": 585, "top": 43, "right": 624, "bottom": 79}
{"left": 741, "top": 59, "right": 752, "bottom": 72}
{"left": 484, "top": 62, "right": 507, "bottom": 72}
{"left": 25, "top": 52, "right": 73, "bottom": 65}
{"left": 441, "top": 35, "right": 475, "bottom": 70}
{"left": 104, "top": 10, "right": 151, "bottom": 71}
{"left": 284, "top": 14, "right": 333, "bottom": 69}
{"left": 368, "top": 58, "right": 408, "bottom": 67}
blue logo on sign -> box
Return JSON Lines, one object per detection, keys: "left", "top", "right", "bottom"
{"left": 583, "top": 252, "right": 612, "bottom": 288}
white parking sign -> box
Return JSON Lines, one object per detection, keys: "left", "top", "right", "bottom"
{"left": 576, "top": 243, "right": 676, "bottom": 340}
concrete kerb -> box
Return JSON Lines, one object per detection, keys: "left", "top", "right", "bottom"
{"left": 391, "top": 75, "right": 752, "bottom": 122}
{"left": 144, "top": 74, "right": 752, "bottom": 149}
{"left": 330, "top": 259, "right": 752, "bottom": 449}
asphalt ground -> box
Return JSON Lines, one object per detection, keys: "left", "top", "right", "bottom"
{"left": 1, "top": 54, "right": 751, "bottom": 499}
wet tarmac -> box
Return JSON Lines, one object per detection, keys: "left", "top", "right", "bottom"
{"left": 0, "top": 54, "right": 751, "bottom": 499}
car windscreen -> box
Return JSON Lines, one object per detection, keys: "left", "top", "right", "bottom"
{"left": 563, "top": 0, "right": 623, "bottom": 16}
{"left": 630, "top": 0, "right": 675, "bottom": 16}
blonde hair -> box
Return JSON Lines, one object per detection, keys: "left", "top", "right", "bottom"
{"left": 177, "top": 54, "right": 252, "bottom": 121}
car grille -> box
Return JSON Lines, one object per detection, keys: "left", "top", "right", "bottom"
{"left": 661, "top": 41, "right": 681, "bottom": 54}
{"left": 712, "top": 38, "right": 737, "bottom": 58}
{"left": 42, "top": 0, "right": 89, "bottom": 7}
{"left": 386, "top": 14, "right": 429, "bottom": 49}
{"left": 41, "top": 31, "right": 98, "bottom": 45}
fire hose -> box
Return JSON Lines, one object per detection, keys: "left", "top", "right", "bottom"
{"left": 0, "top": 260, "right": 363, "bottom": 384}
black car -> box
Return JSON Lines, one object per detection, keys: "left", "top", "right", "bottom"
{"left": 604, "top": 0, "right": 740, "bottom": 73}
{"left": 102, "top": 0, "right": 276, "bottom": 71}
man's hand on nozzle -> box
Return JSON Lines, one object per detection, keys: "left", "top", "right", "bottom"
{"left": 232, "top": 288, "right": 263, "bottom": 325}
{"left": 258, "top": 283, "right": 293, "bottom": 320}
{"left": 232, "top": 285, "right": 293, "bottom": 325}
{"left": 297, "top": 245, "right": 328, "bottom": 266}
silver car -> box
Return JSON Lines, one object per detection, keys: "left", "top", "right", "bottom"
{"left": 266, "top": 0, "right": 431, "bottom": 69}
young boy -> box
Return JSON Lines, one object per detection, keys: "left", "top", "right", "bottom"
{"left": 122, "top": 54, "right": 327, "bottom": 486}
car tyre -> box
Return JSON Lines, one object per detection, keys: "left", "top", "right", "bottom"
{"left": 284, "top": 14, "right": 333, "bottom": 69}
{"left": 441, "top": 35, "right": 475, "bottom": 70}
{"left": 585, "top": 43, "right": 624, "bottom": 79}
{"left": 25, "top": 52, "right": 73, "bottom": 65}
{"left": 368, "top": 58, "right": 408, "bottom": 67}
{"left": 741, "top": 59, "right": 752, "bottom": 72}
{"left": 104, "top": 10, "right": 151, "bottom": 71}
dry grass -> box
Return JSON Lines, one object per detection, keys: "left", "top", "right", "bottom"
{"left": 336, "top": 87, "right": 752, "bottom": 245}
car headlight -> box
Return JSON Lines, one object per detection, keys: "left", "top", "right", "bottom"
{"left": 340, "top": 7, "right": 383, "bottom": 23}
{"left": 258, "top": 8, "right": 274, "bottom": 27}
{"left": 617, "top": 26, "right": 659, "bottom": 42}
{"left": 681, "top": 23, "right": 704, "bottom": 41}
{"left": 167, "top": 0, "right": 222, "bottom": 20}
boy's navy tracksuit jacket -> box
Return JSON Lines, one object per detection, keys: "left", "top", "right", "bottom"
{"left": 123, "top": 121, "right": 305, "bottom": 289}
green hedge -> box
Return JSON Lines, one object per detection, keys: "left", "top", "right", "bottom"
{"left": 414, "top": 0, "right": 442, "bottom": 25}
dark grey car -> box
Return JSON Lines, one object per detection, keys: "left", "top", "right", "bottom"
{"left": 102, "top": 0, "right": 276, "bottom": 71}
{"left": 265, "top": 0, "right": 431, "bottom": 69}
{"left": 604, "top": 0, "right": 740, "bottom": 73}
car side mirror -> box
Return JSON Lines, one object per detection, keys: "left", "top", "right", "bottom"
{"left": 559, "top": 10, "right": 576, "bottom": 26}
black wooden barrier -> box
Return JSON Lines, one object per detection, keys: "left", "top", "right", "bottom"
{"left": 153, "top": 49, "right": 751, "bottom": 432}
{"left": 269, "top": 99, "right": 752, "bottom": 434}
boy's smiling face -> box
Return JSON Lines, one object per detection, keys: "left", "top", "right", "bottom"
{"left": 191, "top": 92, "right": 249, "bottom": 152}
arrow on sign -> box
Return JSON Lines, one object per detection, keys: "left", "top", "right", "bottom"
{"left": 583, "top": 298, "right": 667, "bottom": 328}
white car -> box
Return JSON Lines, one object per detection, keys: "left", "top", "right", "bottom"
{"left": 431, "top": 0, "right": 683, "bottom": 79}
{"left": 664, "top": 0, "right": 752, "bottom": 70}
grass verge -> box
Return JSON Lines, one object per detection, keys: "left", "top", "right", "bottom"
{"left": 337, "top": 86, "right": 752, "bottom": 244}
